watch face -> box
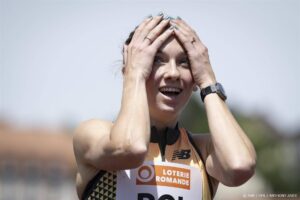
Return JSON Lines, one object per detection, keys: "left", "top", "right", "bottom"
{"left": 216, "top": 83, "right": 227, "bottom": 100}
{"left": 218, "top": 83, "right": 225, "bottom": 94}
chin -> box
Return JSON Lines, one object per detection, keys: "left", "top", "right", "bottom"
{"left": 152, "top": 103, "right": 182, "bottom": 118}
{"left": 148, "top": 92, "right": 189, "bottom": 118}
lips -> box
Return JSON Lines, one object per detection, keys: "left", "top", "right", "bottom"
{"left": 159, "top": 86, "right": 182, "bottom": 97}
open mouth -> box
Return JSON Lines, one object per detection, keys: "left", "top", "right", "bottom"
{"left": 159, "top": 86, "right": 182, "bottom": 97}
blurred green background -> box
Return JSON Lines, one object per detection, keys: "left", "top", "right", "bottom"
{"left": 180, "top": 97, "right": 300, "bottom": 199}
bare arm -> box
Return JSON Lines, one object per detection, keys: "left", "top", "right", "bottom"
{"left": 204, "top": 93, "right": 256, "bottom": 186}
{"left": 73, "top": 75, "right": 149, "bottom": 171}
{"left": 73, "top": 15, "right": 174, "bottom": 171}
{"left": 172, "top": 18, "right": 256, "bottom": 186}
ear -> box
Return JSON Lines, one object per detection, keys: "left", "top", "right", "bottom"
{"left": 122, "top": 44, "right": 128, "bottom": 75}
{"left": 193, "top": 84, "right": 198, "bottom": 92}
{"left": 122, "top": 44, "right": 128, "bottom": 66}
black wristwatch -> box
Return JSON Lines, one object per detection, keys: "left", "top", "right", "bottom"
{"left": 200, "top": 82, "right": 227, "bottom": 102}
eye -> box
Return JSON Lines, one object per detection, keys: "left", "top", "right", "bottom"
{"left": 153, "top": 55, "right": 164, "bottom": 65}
{"left": 178, "top": 57, "right": 190, "bottom": 68}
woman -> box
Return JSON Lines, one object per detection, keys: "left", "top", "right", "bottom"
{"left": 73, "top": 13, "right": 256, "bottom": 200}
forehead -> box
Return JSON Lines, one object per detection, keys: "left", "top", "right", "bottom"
{"left": 157, "top": 36, "right": 186, "bottom": 56}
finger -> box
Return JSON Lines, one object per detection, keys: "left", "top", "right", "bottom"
{"left": 143, "top": 18, "right": 171, "bottom": 46}
{"left": 171, "top": 20, "right": 197, "bottom": 44}
{"left": 171, "top": 21, "right": 190, "bottom": 38}
{"left": 172, "top": 24, "right": 194, "bottom": 45}
{"left": 130, "top": 16, "right": 154, "bottom": 43}
{"left": 173, "top": 18, "right": 196, "bottom": 35}
{"left": 171, "top": 19, "right": 190, "bottom": 34}
{"left": 150, "top": 26, "right": 175, "bottom": 50}
{"left": 173, "top": 26, "right": 195, "bottom": 55}
{"left": 136, "top": 15, "right": 164, "bottom": 43}
{"left": 172, "top": 19, "right": 203, "bottom": 44}
{"left": 173, "top": 24, "right": 198, "bottom": 47}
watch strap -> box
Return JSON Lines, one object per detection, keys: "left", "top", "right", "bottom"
{"left": 200, "top": 82, "right": 227, "bottom": 102}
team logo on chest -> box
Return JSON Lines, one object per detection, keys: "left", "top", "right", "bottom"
{"left": 116, "top": 161, "right": 203, "bottom": 200}
{"left": 172, "top": 149, "right": 191, "bottom": 160}
{"left": 136, "top": 164, "right": 191, "bottom": 190}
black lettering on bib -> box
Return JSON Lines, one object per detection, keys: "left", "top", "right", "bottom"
{"left": 137, "top": 193, "right": 183, "bottom": 200}
{"left": 138, "top": 193, "right": 155, "bottom": 200}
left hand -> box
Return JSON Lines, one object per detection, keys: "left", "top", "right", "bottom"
{"left": 171, "top": 18, "right": 216, "bottom": 89}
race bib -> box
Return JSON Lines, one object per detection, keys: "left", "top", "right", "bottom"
{"left": 116, "top": 161, "right": 202, "bottom": 200}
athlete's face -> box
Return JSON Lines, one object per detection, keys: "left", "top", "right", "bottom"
{"left": 146, "top": 36, "right": 195, "bottom": 119}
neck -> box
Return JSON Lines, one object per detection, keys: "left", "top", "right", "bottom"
{"left": 150, "top": 116, "right": 178, "bottom": 132}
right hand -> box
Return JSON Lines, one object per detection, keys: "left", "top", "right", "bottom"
{"left": 123, "top": 15, "right": 175, "bottom": 80}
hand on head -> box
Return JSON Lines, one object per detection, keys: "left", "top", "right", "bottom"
{"left": 123, "top": 13, "right": 216, "bottom": 88}
{"left": 170, "top": 18, "right": 216, "bottom": 88}
{"left": 123, "top": 13, "right": 175, "bottom": 80}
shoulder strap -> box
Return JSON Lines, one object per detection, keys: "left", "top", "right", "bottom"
{"left": 185, "top": 130, "right": 214, "bottom": 199}
{"left": 81, "top": 170, "right": 106, "bottom": 200}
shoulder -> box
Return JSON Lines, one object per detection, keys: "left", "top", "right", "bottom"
{"left": 73, "top": 119, "right": 113, "bottom": 161}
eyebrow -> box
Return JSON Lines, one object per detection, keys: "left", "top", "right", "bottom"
{"left": 156, "top": 50, "right": 187, "bottom": 57}
{"left": 156, "top": 49, "right": 164, "bottom": 54}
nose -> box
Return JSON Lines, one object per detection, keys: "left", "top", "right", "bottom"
{"left": 164, "top": 60, "right": 180, "bottom": 80}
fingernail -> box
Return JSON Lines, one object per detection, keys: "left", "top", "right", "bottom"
{"left": 164, "top": 15, "right": 174, "bottom": 20}
{"left": 157, "top": 11, "right": 164, "bottom": 16}
{"left": 176, "top": 16, "right": 182, "bottom": 20}
{"left": 145, "top": 14, "right": 153, "bottom": 19}
{"left": 169, "top": 25, "right": 178, "bottom": 30}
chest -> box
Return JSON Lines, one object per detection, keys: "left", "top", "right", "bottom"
{"left": 146, "top": 137, "right": 204, "bottom": 171}
{"left": 116, "top": 160, "right": 203, "bottom": 200}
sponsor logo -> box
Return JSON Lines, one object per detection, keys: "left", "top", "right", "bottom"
{"left": 171, "top": 150, "right": 191, "bottom": 160}
{"left": 136, "top": 165, "right": 155, "bottom": 183}
{"left": 136, "top": 164, "right": 190, "bottom": 190}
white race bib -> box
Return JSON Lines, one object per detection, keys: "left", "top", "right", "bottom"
{"left": 116, "top": 161, "right": 202, "bottom": 200}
